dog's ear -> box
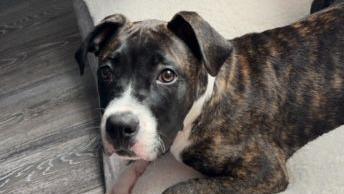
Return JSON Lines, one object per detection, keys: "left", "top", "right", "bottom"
{"left": 310, "top": 0, "right": 335, "bottom": 13}
{"left": 167, "top": 11, "right": 232, "bottom": 76}
{"left": 75, "top": 14, "right": 127, "bottom": 75}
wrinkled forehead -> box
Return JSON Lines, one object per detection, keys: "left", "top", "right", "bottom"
{"left": 99, "top": 20, "right": 196, "bottom": 70}
{"left": 99, "top": 20, "right": 169, "bottom": 58}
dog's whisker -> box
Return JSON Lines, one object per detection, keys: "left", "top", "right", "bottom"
{"left": 157, "top": 131, "right": 169, "bottom": 153}
{"left": 157, "top": 135, "right": 166, "bottom": 153}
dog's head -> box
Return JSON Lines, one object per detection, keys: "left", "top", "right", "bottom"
{"left": 75, "top": 12, "right": 231, "bottom": 161}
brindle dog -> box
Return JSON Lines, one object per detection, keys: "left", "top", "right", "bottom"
{"left": 75, "top": 0, "right": 344, "bottom": 193}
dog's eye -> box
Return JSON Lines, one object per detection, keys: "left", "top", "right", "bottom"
{"left": 157, "top": 69, "right": 177, "bottom": 84}
{"left": 99, "top": 66, "right": 113, "bottom": 82}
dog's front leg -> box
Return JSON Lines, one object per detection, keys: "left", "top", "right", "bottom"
{"left": 103, "top": 153, "right": 128, "bottom": 193}
{"left": 165, "top": 140, "right": 289, "bottom": 194}
{"left": 103, "top": 153, "right": 149, "bottom": 194}
{"left": 110, "top": 160, "right": 150, "bottom": 194}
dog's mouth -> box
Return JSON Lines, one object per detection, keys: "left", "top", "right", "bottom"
{"left": 103, "top": 144, "right": 140, "bottom": 160}
{"left": 103, "top": 138, "right": 164, "bottom": 161}
{"left": 116, "top": 148, "right": 136, "bottom": 157}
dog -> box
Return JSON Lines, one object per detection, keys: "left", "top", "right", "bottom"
{"left": 75, "top": 0, "right": 344, "bottom": 193}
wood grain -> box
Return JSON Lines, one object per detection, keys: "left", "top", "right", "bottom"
{"left": 0, "top": 0, "right": 104, "bottom": 193}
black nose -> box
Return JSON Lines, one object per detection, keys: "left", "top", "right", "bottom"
{"left": 106, "top": 112, "right": 139, "bottom": 140}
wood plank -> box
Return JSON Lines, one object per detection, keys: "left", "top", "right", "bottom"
{"left": 0, "top": 0, "right": 104, "bottom": 193}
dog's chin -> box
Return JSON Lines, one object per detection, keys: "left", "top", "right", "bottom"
{"left": 131, "top": 143, "right": 159, "bottom": 161}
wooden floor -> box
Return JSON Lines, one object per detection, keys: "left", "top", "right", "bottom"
{"left": 0, "top": 0, "right": 104, "bottom": 193}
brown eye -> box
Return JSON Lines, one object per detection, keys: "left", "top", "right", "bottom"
{"left": 99, "top": 66, "right": 113, "bottom": 82}
{"left": 157, "top": 69, "right": 177, "bottom": 84}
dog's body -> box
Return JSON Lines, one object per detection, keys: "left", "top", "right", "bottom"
{"left": 76, "top": 0, "right": 344, "bottom": 193}
{"left": 168, "top": 2, "right": 344, "bottom": 194}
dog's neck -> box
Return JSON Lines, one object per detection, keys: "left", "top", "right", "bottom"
{"left": 183, "top": 73, "right": 216, "bottom": 130}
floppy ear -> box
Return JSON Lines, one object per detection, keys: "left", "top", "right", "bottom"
{"left": 167, "top": 11, "right": 232, "bottom": 76}
{"left": 75, "top": 14, "right": 127, "bottom": 75}
{"left": 310, "top": 0, "right": 335, "bottom": 13}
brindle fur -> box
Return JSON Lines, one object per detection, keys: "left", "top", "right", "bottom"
{"left": 75, "top": 1, "right": 344, "bottom": 193}
{"left": 164, "top": 2, "right": 344, "bottom": 194}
